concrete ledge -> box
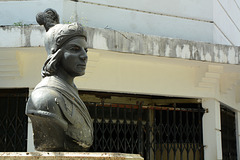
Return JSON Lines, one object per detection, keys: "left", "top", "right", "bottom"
{"left": 86, "top": 27, "right": 240, "bottom": 65}
{"left": 1, "top": 25, "right": 239, "bottom": 64}
{"left": 0, "top": 152, "right": 144, "bottom": 160}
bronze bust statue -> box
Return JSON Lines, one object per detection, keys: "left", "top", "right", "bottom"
{"left": 26, "top": 8, "right": 93, "bottom": 151}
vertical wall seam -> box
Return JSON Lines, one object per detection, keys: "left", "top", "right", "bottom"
{"left": 233, "top": 0, "right": 240, "bottom": 11}
{"left": 213, "top": 22, "right": 235, "bottom": 46}
{"left": 216, "top": 0, "right": 240, "bottom": 36}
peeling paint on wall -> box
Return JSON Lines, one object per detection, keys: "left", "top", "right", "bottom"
{"left": 1, "top": 25, "right": 240, "bottom": 65}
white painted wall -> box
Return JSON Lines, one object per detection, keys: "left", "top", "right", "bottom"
{"left": 79, "top": 0, "right": 213, "bottom": 21}
{"left": 202, "top": 99, "right": 222, "bottom": 160}
{"left": 213, "top": 0, "right": 240, "bottom": 45}
{"left": 1, "top": 0, "right": 240, "bottom": 45}
{"left": 74, "top": 2, "right": 213, "bottom": 43}
{"left": 1, "top": 1, "right": 240, "bottom": 157}
{"left": 0, "top": 26, "right": 45, "bottom": 47}
{"left": 0, "top": 0, "right": 64, "bottom": 25}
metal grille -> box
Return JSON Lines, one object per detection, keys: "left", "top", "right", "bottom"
{"left": 221, "top": 106, "right": 237, "bottom": 160}
{"left": 0, "top": 89, "right": 28, "bottom": 152}
{"left": 86, "top": 101, "right": 205, "bottom": 160}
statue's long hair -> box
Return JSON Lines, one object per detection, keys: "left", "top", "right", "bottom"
{"left": 41, "top": 49, "right": 64, "bottom": 77}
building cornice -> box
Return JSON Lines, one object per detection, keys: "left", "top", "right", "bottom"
{"left": 0, "top": 25, "right": 240, "bottom": 65}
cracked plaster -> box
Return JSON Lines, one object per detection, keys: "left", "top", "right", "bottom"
{"left": 0, "top": 25, "right": 239, "bottom": 65}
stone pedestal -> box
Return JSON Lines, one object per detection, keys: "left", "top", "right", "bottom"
{"left": 0, "top": 152, "right": 144, "bottom": 160}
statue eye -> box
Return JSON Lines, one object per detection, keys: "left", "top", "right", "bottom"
{"left": 70, "top": 46, "right": 81, "bottom": 51}
{"left": 84, "top": 48, "right": 88, "bottom": 53}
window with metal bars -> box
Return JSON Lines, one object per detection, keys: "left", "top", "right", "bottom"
{"left": 0, "top": 88, "right": 28, "bottom": 152}
{"left": 221, "top": 106, "right": 237, "bottom": 160}
{"left": 86, "top": 102, "right": 147, "bottom": 153}
{"left": 153, "top": 104, "right": 204, "bottom": 160}
{"left": 80, "top": 91, "right": 205, "bottom": 160}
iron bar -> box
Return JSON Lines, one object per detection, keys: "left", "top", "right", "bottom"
{"left": 97, "top": 104, "right": 205, "bottom": 113}
{"left": 137, "top": 101, "right": 143, "bottom": 157}
{"left": 145, "top": 106, "right": 150, "bottom": 160}
{"left": 167, "top": 108, "right": 170, "bottom": 160}
{"left": 5, "top": 96, "right": 9, "bottom": 151}
{"left": 109, "top": 103, "right": 113, "bottom": 151}
{"left": 198, "top": 104, "right": 203, "bottom": 160}
{"left": 101, "top": 100, "right": 105, "bottom": 150}
{"left": 14, "top": 95, "right": 19, "bottom": 151}
{"left": 159, "top": 108, "right": 163, "bottom": 160}
{"left": 186, "top": 110, "right": 190, "bottom": 160}
{"left": 153, "top": 107, "right": 157, "bottom": 160}
{"left": 180, "top": 106, "right": 183, "bottom": 160}
{"left": 123, "top": 105, "right": 127, "bottom": 153}
{"left": 131, "top": 105, "right": 134, "bottom": 153}
{"left": 192, "top": 108, "right": 196, "bottom": 160}
{"left": 173, "top": 103, "right": 177, "bottom": 160}
{"left": 86, "top": 100, "right": 205, "bottom": 160}
{"left": 116, "top": 104, "right": 120, "bottom": 152}
{"left": 0, "top": 89, "right": 28, "bottom": 152}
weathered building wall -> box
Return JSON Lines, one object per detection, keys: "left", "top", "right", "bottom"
{"left": 0, "top": 0, "right": 63, "bottom": 25}
{"left": 0, "top": 25, "right": 239, "bottom": 110}
{"left": 1, "top": 0, "right": 240, "bottom": 46}
{"left": 1, "top": 25, "right": 240, "bottom": 65}
{"left": 1, "top": 1, "right": 240, "bottom": 159}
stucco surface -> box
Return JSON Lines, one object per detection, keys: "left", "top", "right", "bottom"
{"left": 1, "top": 25, "right": 239, "bottom": 65}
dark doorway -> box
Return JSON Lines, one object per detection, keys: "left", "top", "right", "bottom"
{"left": 80, "top": 91, "right": 205, "bottom": 160}
{"left": 221, "top": 106, "right": 237, "bottom": 160}
{"left": 0, "top": 88, "right": 29, "bottom": 152}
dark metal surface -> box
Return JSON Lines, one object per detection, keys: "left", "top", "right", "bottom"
{"left": 26, "top": 8, "right": 93, "bottom": 151}
{"left": 0, "top": 87, "right": 206, "bottom": 158}
{"left": 221, "top": 106, "right": 237, "bottom": 160}
{"left": 0, "top": 89, "right": 28, "bottom": 152}
{"left": 86, "top": 101, "right": 205, "bottom": 160}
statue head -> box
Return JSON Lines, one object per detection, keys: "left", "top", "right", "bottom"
{"left": 36, "top": 8, "right": 88, "bottom": 78}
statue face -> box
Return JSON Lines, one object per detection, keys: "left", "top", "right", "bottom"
{"left": 60, "top": 37, "right": 88, "bottom": 77}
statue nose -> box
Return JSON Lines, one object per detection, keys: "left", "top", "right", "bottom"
{"left": 80, "top": 54, "right": 88, "bottom": 61}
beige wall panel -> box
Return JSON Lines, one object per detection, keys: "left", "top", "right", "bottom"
{"left": 1, "top": 48, "right": 239, "bottom": 110}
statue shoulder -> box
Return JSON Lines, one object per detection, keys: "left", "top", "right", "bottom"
{"left": 27, "top": 87, "right": 65, "bottom": 112}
